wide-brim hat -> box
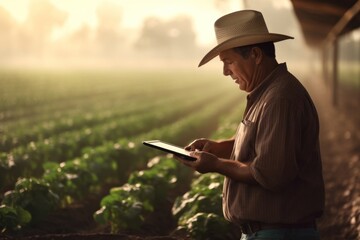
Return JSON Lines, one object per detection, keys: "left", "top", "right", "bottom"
{"left": 198, "top": 10, "right": 294, "bottom": 67}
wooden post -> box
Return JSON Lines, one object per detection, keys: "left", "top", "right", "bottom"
{"left": 322, "top": 46, "right": 328, "bottom": 85}
{"left": 322, "top": 0, "right": 360, "bottom": 107}
{"left": 332, "top": 39, "right": 338, "bottom": 107}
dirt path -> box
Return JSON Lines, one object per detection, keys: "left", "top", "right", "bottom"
{"left": 306, "top": 76, "right": 360, "bottom": 240}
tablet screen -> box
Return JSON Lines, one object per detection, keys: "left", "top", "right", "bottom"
{"left": 143, "top": 140, "right": 196, "bottom": 161}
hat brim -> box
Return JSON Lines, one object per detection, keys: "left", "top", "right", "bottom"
{"left": 198, "top": 33, "right": 294, "bottom": 67}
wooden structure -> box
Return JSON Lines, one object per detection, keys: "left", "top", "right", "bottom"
{"left": 290, "top": 0, "right": 360, "bottom": 106}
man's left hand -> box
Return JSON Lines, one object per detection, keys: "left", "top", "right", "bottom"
{"left": 175, "top": 150, "right": 219, "bottom": 174}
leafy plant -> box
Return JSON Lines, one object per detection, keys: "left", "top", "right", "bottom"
{"left": 2, "top": 178, "right": 59, "bottom": 228}
{"left": 0, "top": 205, "right": 31, "bottom": 233}
{"left": 43, "top": 160, "right": 97, "bottom": 205}
{"left": 94, "top": 183, "right": 154, "bottom": 232}
{"left": 94, "top": 156, "right": 191, "bottom": 233}
{"left": 172, "top": 173, "right": 240, "bottom": 239}
{"left": 172, "top": 173, "right": 223, "bottom": 220}
{"left": 181, "top": 212, "right": 232, "bottom": 240}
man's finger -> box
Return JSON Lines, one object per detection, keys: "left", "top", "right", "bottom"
{"left": 174, "top": 155, "right": 194, "bottom": 167}
{"left": 203, "top": 142, "right": 211, "bottom": 152}
{"left": 190, "top": 149, "right": 201, "bottom": 158}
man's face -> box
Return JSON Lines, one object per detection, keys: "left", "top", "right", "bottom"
{"left": 219, "top": 49, "right": 256, "bottom": 92}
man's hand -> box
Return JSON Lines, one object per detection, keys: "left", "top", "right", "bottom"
{"left": 175, "top": 146, "right": 257, "bottom": 184}
{"left": 185, "top": 138, "right": 234, "bottom": 158}
{"left": 175, "top": 150, "right": 220, "bottom": 174}
{"left": 185, "top": 138, "right": 210, "bottom": 151}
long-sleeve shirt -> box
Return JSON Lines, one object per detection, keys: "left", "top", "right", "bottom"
{"left": 223, "top": 63, "right": 325, "bottom": 225}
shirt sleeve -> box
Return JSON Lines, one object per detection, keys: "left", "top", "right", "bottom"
{"left": 250, "top": 97, "right": 302, "bottom": 192}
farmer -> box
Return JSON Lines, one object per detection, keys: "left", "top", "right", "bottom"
{"left": 176, "top": 10, "right": 325, "bottom": 240}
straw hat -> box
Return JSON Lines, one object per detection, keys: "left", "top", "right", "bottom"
{"left": 198, "top": 10, "right": 293, "bottom": 67}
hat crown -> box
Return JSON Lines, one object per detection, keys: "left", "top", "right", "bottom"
{"left": 215, "top": 10, "right": 269, "bottom": 44}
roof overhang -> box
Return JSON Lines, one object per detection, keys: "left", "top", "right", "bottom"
{"left": 290, "top": 0, "right": 360, "bottom": 47}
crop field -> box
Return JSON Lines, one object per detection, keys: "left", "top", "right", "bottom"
{"left": 0, "top": 69, "right": 246, "bottom": 239}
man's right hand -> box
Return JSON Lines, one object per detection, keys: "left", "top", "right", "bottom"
{"left": 185, "top": 138, "right": 211, "bottom": 151}
{"left": 185, "top": 138, "right": 235, "bottom": 159}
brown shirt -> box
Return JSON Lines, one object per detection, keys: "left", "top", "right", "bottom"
{"left": 222, "top": 63, "right": 325, "bottom": 225}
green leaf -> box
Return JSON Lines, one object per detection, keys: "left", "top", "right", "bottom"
{"left": 93, "top": 206, "right": 107, "bottom": 224}
{"left": 15, "top": 207, "right": 31, "bottom": 225}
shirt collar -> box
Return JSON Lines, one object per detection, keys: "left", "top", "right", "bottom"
{"left": 247, "top": 63, "right": 288, "bottom": 102}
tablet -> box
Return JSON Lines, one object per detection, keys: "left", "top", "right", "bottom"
{"left": 142, "top": 140, "right": 196, "bottom": 161}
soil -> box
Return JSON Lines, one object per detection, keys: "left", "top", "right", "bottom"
{"left": 1, "top": 76, "right": 359, "bottom": 240}
{"left": 308, "top": 78, "right": 360, "bottom": 240}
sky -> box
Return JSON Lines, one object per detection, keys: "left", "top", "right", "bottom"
{"left": 0, "top": 0, "right": 310, "bottom": 69}
{"left": 0, "top": 0, "right": 246, "bottom": 46}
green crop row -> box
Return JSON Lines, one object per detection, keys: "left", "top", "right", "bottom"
{"left": 0, "top": 89, "right": 226, "bottom": 194}
{"left": 0, "top": 70, "right": 244, "bottom": 237}
{"left": 0, "top": 70, "right": 214, "bottom": 121}
{"left": 173, "top": 173, "right": 233, "bottom": 239}
{"left": 90, "top": 99, "right": 245, "bottom": 238}
{"left": 0, "top": 94, "right": 176, "bottom": 152}
{"left": 0, "top": 73, "right": 224, "bottom": 152}
{"left": 0, "top": 93, "right": 238, "bottom": 233}
{"left": 171, "top": 101, "right": 245, "bottom": 240}
{"left": 94, "top": 156, "right": 192, "bottom": 233}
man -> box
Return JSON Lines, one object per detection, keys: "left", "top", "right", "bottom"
{"left": 176, "top": 10, "right": 325, "bottom": 240}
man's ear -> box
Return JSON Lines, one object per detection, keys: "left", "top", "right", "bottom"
{"left": 251, "top": 47, "right": 263, "bottom": 64}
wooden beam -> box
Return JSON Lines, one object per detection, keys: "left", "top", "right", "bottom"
{"left": 325, "top": 0, "right": 360, "bottom": 107}
{"left": 291, "top": 0, "right": 346, "bottom": 17}
{"left": 326, "top": 0, "right": 360, "bottom": 42}
{"left": 322, "top": 46, "right": 329, "bottom": 85}
{"left": 332, "top": 40, "right": 339, "bottom": 106}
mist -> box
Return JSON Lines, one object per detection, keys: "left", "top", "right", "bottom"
{"left": 0, "top": 0, "right": 315, "bottom": 72}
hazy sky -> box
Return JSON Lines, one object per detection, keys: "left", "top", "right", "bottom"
{"left": 0, "top": 0, "right": 303, "bottom": 69}
{"left": 0, "top": 0, "right": 249, "bottom": 46}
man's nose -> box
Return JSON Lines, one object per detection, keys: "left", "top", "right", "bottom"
{"left": 223, "top": 66, "right": 231, "bottom": 76}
